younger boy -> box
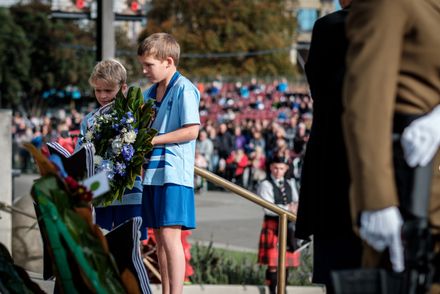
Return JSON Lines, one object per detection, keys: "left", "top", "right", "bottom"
{"left": 76, "top": 59, "right": 145, "bottom": 239}
{"left": 138, "top": 33, "right": 200, "bottom": 294}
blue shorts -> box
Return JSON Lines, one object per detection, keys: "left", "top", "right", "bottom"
{"left": 142, "top": 184, "right": 196, "bottom": 230}
{"left": 95, "top": 204, "right": 147, "bottom": 240}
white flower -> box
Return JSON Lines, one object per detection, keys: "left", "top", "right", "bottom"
{"left": 121, "top": 127, "right": 127, "bottom": 133}
{"left": 112, "top": 138, "right": 123, "bottom": 155}
{"left": 123, "top": 130, "right": 137, "bottom": 144}
{"left": 85, "top": 131, "right": 94, "bottom": 142}
{"left": 97, "top": 159, "right": 114, "bottom": 175}
{"left": 127, "top": 117, "right": 134, "bottom": 124}
{"left": 94, "top": 155, "right": 103, "bottom": 166}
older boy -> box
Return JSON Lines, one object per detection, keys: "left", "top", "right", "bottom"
{"left": 138, "top": 33, "right": 200, "bottom": 294}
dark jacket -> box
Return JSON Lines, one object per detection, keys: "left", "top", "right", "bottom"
{"left": 296, "top": 7, "right": 353, "bottom": 240}
{"left": 295, "top": 7, "right": 364, "bottom": 288}
{"left": 215, "top": 131, "right": 234, "bottom": 159}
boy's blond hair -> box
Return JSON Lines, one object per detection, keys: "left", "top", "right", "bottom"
{"left": 88, "top": 59, "right": 127, "bottom": 87}
{"left": 137, "top": 33, "right": 180, "bottom": 66}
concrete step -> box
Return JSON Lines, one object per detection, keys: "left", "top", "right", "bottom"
{"left": 29, "top": 272, "right": 326, "bottom": 294}
{"left": 150, "top": 284, "right": 326, "bottom": 294}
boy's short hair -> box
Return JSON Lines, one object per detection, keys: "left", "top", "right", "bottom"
{"left": 137, "top": 33, "right": 180, "bottom": 66}
{"left": 88, "top": 59, "right": 127, "bottom": 87}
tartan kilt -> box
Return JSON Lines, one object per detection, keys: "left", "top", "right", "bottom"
{"left": 258, "top": 216, "right": 297, "bottom": 267}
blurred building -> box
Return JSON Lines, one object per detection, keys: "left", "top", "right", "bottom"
{"left": 0, "top": 0, "right": 150, "bottom": 41}
{"left": 50, "top": 0, "right": 150, "bottom": 15}
{"left": 295, "top": 0, "right": 338, "bottom": 42}
{"left": 0, "top": 0, "right": 32, "bottom": 6}
{"left": 291, "top": 0, "right": 338, "bottom": 69}
{"left": 48, "top": 0, "right": 150, "bottom": 41}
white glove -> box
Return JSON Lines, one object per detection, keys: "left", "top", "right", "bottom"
{"left": 359, "top": 206, "right": 404, "bottom": 272}
{"left": 401, "top": 105, "right": 440, "bottom": 167}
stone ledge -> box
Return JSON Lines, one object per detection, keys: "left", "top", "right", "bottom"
{"left": 28, "top": 272, "right": 326, "bottom": 294}
{"left": 150, "top": 284, "right": 326, "bottom": 294}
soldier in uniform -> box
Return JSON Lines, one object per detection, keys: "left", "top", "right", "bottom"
{"left": 342, "top": 0, "right": 440, "bottom": 290}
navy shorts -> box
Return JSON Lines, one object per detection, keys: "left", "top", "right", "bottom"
{"left": 142, "top": 184, "right": 196, "bottom": 230}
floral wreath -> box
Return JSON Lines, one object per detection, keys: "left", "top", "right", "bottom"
{"left": 83, "top": 86, "right": 157, "bottom": 205}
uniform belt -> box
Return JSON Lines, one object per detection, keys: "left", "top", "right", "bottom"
{"left": 264, "top": 215, "right": 279, "bottom": 221}
{"left": 393, "top": 112, "right": 423, "bottom": 135}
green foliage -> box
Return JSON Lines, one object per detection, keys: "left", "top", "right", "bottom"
{"left": 139, "top": 0, "right": 297, "bottom": 79}
{"left": 189, "top": 242, "right": 313, "bottom": 286}
{"left": 0, "top": 244, "right": 34, "bottom": 293}
{"left": 115, "top": 27, "right": 144, "bottom": 85}
{"left": 0, "top": 8, "right": 31, "bottom": 108}
{"left": 190, "top": 242, "right": 265, "bottom": 285}
{"left": 290, "top": 246, "right": 313, "bottom": 286}
{"left": 32, "top": 175, "right": 125, "bottom": 293}
{"left": 3, "top": 1, "right": 95, "bottom": 114}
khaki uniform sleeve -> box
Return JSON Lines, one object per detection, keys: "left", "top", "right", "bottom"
{"left": 342, "top": 0, "right": 410, "bottom": 216}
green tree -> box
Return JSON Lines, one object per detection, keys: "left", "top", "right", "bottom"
{"left": 139, "top": 0, "right": 297, "bottom": 79}
{"left": 0, "top": 8, "right": 31, "bottom": 109}
{"left": 115, "top": 27, "right": 144, "bottom": 86}
{"left": 9, "top": 2, "right": 95, "bottom": 115}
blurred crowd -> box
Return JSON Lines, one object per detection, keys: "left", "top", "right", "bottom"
{"left": 12, "top": 79, "right": 313, "bottom": 191}
{"left": 195, "top": 79, "right": 312, "bottom": 191}
{"left": 12, "top": 107, "right": 85, "bottom": 172}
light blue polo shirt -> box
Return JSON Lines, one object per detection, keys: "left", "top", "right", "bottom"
{"left": 143, "top": 72, "right": 200, "bottom": 187}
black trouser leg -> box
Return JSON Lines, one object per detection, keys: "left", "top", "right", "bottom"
{"left": 266, "top": 269, "right": 277, "bottom": 294}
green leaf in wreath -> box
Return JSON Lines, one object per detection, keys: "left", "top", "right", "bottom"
{"left": 115, "top": 88, "right": 126, "bottom": 111}
{"left": 90, "top": 181, "right": 100, "bottom": 191}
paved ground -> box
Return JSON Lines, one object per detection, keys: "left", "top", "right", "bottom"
{"left": 191, "top": 188, "right": 264, "bottom": 252}
{"left": 11, "top": 173, "right": 42, "bottom": 273}
{"left": 12, "top": 172, "right": 39, "bottom": 204}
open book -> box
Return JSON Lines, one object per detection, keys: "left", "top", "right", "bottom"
{"left": 46, "top": 142, "right": 95, "bottom": 180}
